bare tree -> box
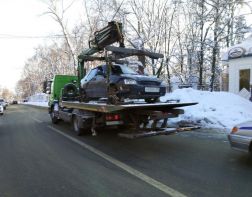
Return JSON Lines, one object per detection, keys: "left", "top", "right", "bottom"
{"left": 44, "top": 0, "right": 78, "bottom": 74}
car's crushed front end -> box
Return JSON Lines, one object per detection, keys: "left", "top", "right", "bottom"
{"left": 228, "top": 121, "right": 252, "bottom": 153}
{"left": 116, "top": 75, "right": 166, "bottom": 100}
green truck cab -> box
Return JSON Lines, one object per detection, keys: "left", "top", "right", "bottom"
{"left": 48, "top": 75, "right": 78, "bottom": 111}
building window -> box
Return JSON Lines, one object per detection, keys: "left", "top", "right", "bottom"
{"left": 239, "top": 69, "right": 250, "bottom": 91}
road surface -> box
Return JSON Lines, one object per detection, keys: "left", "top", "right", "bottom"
{"left": 0, "top": 104, "right": 251, "bottom": 197}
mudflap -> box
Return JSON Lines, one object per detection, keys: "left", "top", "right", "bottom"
{"left": 117, "top": 126, "right": 200, "bottom": 139}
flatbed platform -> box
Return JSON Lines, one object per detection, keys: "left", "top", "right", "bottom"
{"left": 62, "top": 101, "right": 198, "bottom": 113}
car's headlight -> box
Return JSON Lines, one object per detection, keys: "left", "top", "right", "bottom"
{"left": 124, "top": 79, "right": 137, "bottom": 85}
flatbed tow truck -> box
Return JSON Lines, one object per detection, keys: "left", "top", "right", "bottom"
{"left": 46, "top": 21, "right": 198, "bottom": 139}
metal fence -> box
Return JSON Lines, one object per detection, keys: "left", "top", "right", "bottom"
{"left": 166, "top": 83, "right": 223, "bottom": 93}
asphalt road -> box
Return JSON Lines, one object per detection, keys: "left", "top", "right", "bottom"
{"left": 0, "top": 105, "right": 252, "bottom": 197}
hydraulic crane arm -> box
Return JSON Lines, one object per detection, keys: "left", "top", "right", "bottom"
{"left": 79, "top": 21, "right": 124, "bottom": 57}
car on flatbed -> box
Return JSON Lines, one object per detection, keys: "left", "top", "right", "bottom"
{"left": 81, "top": 64, "right": 166, "bottom": 103}
{"left": 228, "top": 121, "right": 252, "bottom": 153}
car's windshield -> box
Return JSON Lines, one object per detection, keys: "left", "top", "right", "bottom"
{"left": 111, "top": 65, "right": 137, "bottom": 75}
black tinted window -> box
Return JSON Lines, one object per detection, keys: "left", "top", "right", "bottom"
{"left": 111, "top": 65, "right": 123, "bottom": 75}
{"left": 102, "top": 64, "right": 137, "bottom": 75}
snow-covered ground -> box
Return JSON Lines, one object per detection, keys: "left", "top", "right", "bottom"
{"left": 22, "top": 93, "right": 48, "bottom": 107}
{"left": 23, "top": 101, "right": 48, "bottom": 107}
{"left": 22, "top": 89, "right": 252, "bottom": 132}
{"left": 161, "top": 88, "right": 252, "bottom": 131}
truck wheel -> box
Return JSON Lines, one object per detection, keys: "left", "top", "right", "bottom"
{"left": 73, "top": 116, "right": 83, "bottom": 136}
{"left": 51, "top": 109, "right": 59, "bottom": 124}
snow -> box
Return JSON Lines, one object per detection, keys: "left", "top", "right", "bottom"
{"left": 131, "top": 37, "right": 144, "bottom": 49}
{"left": 222, "top": 34, "right": 252, "bottom": 61}
{"left": 23, "top": 101, "right": 48, "bottom": 107}
{"left": 22, "top": 89, "right": 252, "bottom": 132}
{"left": 22, "top": 93, "right": 48, "bottom": 108}
{"left": 160, "top": 88, "right": 252, "bottom": 131}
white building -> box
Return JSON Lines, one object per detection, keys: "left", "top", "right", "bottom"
{"left": 223, "top": 36, "right": 252, "bottom": 100}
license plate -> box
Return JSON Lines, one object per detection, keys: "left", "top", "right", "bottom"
{"left": 145, "top": 87, "right": 160, "bottom": 93}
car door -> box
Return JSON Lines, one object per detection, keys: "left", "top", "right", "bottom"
{"left": 90, "top": 66, "right": 107, "bottom": 98}
{"left": 96, "top": 66, "right": 107, "bottom": 98}
{"left": 82, "top": 69, "right": 97, "bottom": 98}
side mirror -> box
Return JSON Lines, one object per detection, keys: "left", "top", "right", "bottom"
{"left": 46, "top": 87, "right": 51, "bottom": 94}
{"left": 43, "top": 81, "right": 47, "bottom": 93}
{"left": 43, "top": 80, "right": 52, "bottom": 94}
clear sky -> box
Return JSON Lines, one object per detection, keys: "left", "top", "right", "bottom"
{"left": 0, "top": 0, "right": 84, "bottom": 92}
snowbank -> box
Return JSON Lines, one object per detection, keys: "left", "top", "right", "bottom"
{"left": 161, "top": 88, "right": 252, "bottom": 131}
{"left": 28, "top": 93, "right": 48, "bottom": 102}
{"left": 23, "top": 93, "right": 48, "bottom": 108}
{"left": 23, "top": 101, "right": 48, "bottom": 107}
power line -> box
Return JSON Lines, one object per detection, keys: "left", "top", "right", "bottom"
{"left": 0, "top": 33, "right": 83, "bottom": 39}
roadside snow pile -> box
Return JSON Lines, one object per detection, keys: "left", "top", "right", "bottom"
{"left": 23, "top": 93, "right": 48, "bottom": 107}
{"left": 160, "top": 88, "right": 252, "bottom": 130}
{"left": 24, "top": 101, "right": 48, "bottom": 107}
{"left": 28, "top": 93, "right": 48, "bottom": 102}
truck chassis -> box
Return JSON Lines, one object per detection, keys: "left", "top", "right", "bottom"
{"left": 50, "top": 100, "right": 199, "bottom": 139}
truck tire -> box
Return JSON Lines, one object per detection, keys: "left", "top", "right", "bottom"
{"left": 62, "top": 83, "right": 78, "bottom": 101}
{"left": 72, "top": 116, "right": 83, "bottom": 136}
{"left": 51, "top": 108, "right": 59, "bottom": 124}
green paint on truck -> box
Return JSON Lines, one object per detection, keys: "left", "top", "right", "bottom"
{"left": 49, "top": 75, "right": 78, "bottom": 107}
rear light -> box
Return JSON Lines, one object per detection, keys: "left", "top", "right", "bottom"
{"left": 106, "top": 114, "right": 120, "bottom": 121}
{"left": 231, "top": 127, "right": 238, "bottom": 134}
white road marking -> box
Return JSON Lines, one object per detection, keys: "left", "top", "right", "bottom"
{"left": 48, "top": 125, "right": 187, "bottom": 197}
{"left": 32, "top": 118, "right": 43, "bottom": 123}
